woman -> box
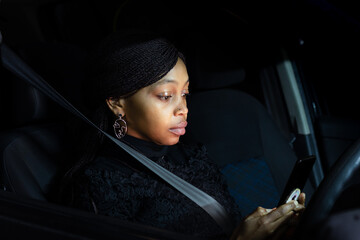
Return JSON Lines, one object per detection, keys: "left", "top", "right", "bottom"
{"left": 61, "top": 31, "right": 305, "bottom": 239}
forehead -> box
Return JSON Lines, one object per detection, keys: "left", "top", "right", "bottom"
{"left": 151, "top": 59, "right": 189, "bottom": 88}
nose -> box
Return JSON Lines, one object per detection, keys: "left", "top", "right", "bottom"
{"left": 174, "top": 101, "right": 188, "bottom": 116}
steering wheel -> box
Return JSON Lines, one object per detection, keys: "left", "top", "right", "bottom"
{"left": 294, "top": 137, "right": 360, "bottom": 239}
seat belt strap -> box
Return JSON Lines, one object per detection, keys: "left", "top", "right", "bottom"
{"left": 0, "top": 43, "right": 234, "bottom": 235}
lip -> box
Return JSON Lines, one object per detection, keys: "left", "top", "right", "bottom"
{"left": 169, "top": 121, "right": 188, "bottom": 136}
{"left": 174, "top": 121, "right": 188, "bottom": 128}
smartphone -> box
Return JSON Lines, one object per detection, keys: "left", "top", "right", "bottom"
{"left": 277, "top": 155, "right": 316, "bottom": 206}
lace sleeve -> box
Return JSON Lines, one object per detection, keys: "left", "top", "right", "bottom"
{"left": 73, "top": 167, "right": 141, "bottom": 221}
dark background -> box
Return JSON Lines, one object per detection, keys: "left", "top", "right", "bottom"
{"left": 1, "top": 0, "right": 360, "bottom": 124}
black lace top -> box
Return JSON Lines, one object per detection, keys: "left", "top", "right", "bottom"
{"left": 71, "top": 135, "right": 242, "bottom": 239}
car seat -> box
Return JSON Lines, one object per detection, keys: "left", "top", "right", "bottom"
{"left": 0, "top": 41, "right": 87, "bottom": 201}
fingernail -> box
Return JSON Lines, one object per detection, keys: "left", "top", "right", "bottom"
{"left": 265, "top": 208, "right": 273, "bottom": 213}
{"left": 288, "top": 200, "right": 298, "bottom": 205}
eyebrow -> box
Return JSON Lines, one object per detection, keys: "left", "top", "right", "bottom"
{"left": 154, "top": 78, "right": 189, "bottom": 87}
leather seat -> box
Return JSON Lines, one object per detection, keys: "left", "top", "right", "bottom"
{"left": 0, "top": 123, "right": 66, "bottom": 201}
{"left": 0, "top": 42, "right": 86, "bottom": 201}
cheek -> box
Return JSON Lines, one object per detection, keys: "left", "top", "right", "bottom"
{"left": 143, "top": 106, "right": 172, "bottom": 132}
{"left": 126, "top": 100, "right": 171, "bottom": 132}
{"left": 147, "top": 109, "right": 182, "bottom": 145}
{"left": 124, "top": 95, "right": 181, "bottom": 145}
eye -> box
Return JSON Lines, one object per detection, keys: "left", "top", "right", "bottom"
{"left": 159, "top": 96, "right": 172, "bottom": 100}
{"left": 157, "top": 93, "right": 173, "bottom": 101}
{"left": 182, "top": 90, "right": 190, "bottom": 98}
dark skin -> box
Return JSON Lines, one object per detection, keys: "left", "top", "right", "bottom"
{"left": 107, "top": 58, "right": 306, "bottom": 239}
{"left": 107, "top": 58, "right": 189, "bottom": 146}
{"left": 231, "top": 193, "right": 305, "bottom": 240}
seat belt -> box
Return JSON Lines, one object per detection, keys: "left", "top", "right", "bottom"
{"left": 0, "top": 42, "right": 234, "bottom": 235}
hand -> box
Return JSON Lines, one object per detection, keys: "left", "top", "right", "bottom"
{"left": 231, "top": 194, "right": 305, "bottom": 240}
{"left": 271, "top": 193, "right": 306, "bottom": 240}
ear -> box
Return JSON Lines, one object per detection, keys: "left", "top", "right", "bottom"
{"left": 106, "top": 97, "right": 126, "bottom": 117}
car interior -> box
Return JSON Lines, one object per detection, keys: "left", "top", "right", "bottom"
{"left": 1, "top": 0, "right": 360, "bottom": 239}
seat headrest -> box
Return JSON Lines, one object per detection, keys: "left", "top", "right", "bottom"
{"left": 10, "top": 42, "right": 87, "bottom": 126}
{"left": 183, "top": 35, "right": 246, "bottom": 90}
{"left": 11, "top": 80, "right": 56, "bottom": 126}
{"left": 192, "top": 68, "right": 246, "bottom": 90}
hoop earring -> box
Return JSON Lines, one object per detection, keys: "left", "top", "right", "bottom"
{"left": 113, "top": 114, "right": 127, "bottom": 139}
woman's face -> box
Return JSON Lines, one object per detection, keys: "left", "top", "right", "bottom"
{"left": 120, "top": 58, "right": 189, "bottom": 145}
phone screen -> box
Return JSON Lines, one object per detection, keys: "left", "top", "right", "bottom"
{"left": 277, "top": 155, "right": 316, "bottom": 206}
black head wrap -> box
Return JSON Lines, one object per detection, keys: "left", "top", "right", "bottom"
{"left": 90, "top": 31, "right": 184, "bottom": 101}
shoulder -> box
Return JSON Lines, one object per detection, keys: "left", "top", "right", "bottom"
{"left": 175, "top": 142, "right": 224, "bottom": 181}
{"left": 76, "top": 155, "right": 159, "bottom": 196}
{"left": 72, "top": 155, "right": 158, "bottom": 210}
{"left": 71, "top": 156, "right": 148, "bottom": 218}
{"left": 87, "top": 155, "right": 131, "bottom": 172}
{"left": 177, "top": 141, "right": 221, "bottom": 171}
{"left": 71, "top": 156, "right": 136, "bottom": 198}
{"left": 178, "top": 141, "right": 210, "bottom": 161}
{"left": 79, "top": 156, "right": 131, "bottom": 179}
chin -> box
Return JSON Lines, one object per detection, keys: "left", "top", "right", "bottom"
{"left": 167, "top": 138, "right": 180, "bottom": 146}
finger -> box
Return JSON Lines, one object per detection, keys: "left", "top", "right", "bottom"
{"left": 265, "top": 201, "right": 303, "bottom": 222}
{"left": 268, "top": 209, "right": 295, "bottom": 231}
{"left": 246, "top": 207, "right": 269, "bottom": 220}
{"left": 265, "top": 208, "right": 276, "bottom": 214}
{"left": 282, "top": 200, "right": 304, "bottom": 212}
{"left": 255, "top": 210, "right": 295, "bottom": 238}
{"left": 292, "top": 200, "right": 305, "bottom": 212}
{"left": 298, "top": 192, "right": 306, "bottom": 206}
